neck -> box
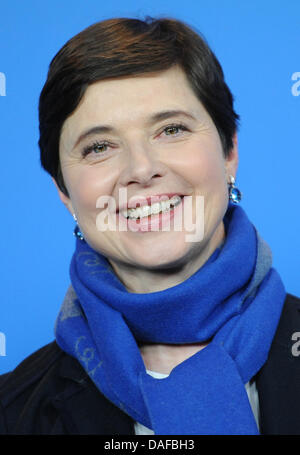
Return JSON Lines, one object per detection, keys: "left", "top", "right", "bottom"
{"left": 139, "top": 341, "right": 210, "bottom": 375}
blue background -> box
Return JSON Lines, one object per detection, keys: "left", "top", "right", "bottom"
{"left": 0, "top": 0, "right": 299, "bottom": 372}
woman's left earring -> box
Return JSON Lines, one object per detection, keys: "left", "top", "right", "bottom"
{"left": 228, "top": 175, "right": 242, "bottom": 204}
{"left": 73, "top": 214, "right": 84, "bottom": 241}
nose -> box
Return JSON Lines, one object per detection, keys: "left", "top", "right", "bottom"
{"left": 119, "top": 143, "right": 165, "bottom": 187}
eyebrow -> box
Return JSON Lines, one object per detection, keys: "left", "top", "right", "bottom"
{"left": 72, "top": 109, "right": 197, "bottom": 149}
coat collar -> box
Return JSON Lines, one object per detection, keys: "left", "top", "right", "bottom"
{"left": 255, "top": 293, "right": 300, "bottom": 434}
{"left": 56, "top": 351, "right": 135, "bottom": 434}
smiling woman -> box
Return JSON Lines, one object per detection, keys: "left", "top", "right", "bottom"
{"left": 0, "top": 16, "right": 299, "bottom": 436}
{"left": 56, "top": 65, "right": 234, "bottom": 287}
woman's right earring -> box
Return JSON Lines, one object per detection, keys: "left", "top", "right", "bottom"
{"left": 228, "top": 175, "right": 242, "bottom": 204}
{"left": 72, "top": 213, "right": 84, "bottom": 241}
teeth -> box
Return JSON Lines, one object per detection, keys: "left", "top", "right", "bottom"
{"left": 151, "top": 202, "right": 161, "bottom": 215}
{"left": 140, "top": 205, "right": 151, "bottom": 217}
{"left": 121, "top": 195, "right": 182, "bottom": 219}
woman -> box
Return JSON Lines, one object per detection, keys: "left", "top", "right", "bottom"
{"left": 0, "top": 16, "right": 299, "bottom": 436}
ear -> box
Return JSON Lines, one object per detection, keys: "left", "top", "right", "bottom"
{"left": 51, "top": 177, "right": 74, "bottom": 217}
{"left": 225, "top": 132, "right": 239, "bottom": 180}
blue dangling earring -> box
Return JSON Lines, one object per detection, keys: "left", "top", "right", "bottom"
{"left": 73, "top": 213, "right": 84, "bottom": 241}
{"left": 228, "top": 175, "right": 242, "bottom": 204}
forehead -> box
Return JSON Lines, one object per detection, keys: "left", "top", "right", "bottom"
{"left": 61, "top": 66, "right": 206, "bottom": 133}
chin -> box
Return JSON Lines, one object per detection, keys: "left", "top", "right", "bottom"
{"left": 128, "top": 242, "right": 191, "bottom": 270}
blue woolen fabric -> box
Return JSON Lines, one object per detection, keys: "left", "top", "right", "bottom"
{"left": 55, "top": 203, "right": 286, "bottom": 435}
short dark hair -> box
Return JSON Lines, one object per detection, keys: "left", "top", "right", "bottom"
{"left": 38, "top": 16, "right": 240, "bottom": 197}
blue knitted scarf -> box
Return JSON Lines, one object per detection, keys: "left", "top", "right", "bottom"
{"left": 55, "top": 203, "right": 286, "bottom": 435}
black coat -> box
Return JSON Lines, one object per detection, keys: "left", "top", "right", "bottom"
{"left": 1, "top": 293, "right": 300, "bottom": 435}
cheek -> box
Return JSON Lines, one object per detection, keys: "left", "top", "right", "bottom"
{"left": 176, "top": 142, "right": 226, "bottom": 191}
{"left": 66, "top": 166, "right": 115, "bottom": 213}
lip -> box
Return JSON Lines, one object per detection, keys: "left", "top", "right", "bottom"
{"left": 117, "top": 195, "right": 184, "bottom": 233}
{"left": 117, "top": 193, "right": 184, "bottom": 213}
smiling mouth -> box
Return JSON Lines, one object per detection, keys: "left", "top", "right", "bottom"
{"left": 120, "top": 195, "right": 183, "bottom": 220}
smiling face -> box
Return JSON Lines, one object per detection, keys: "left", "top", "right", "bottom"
{"left": 56, "top": 65, "right": 238, "bottom": 276}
